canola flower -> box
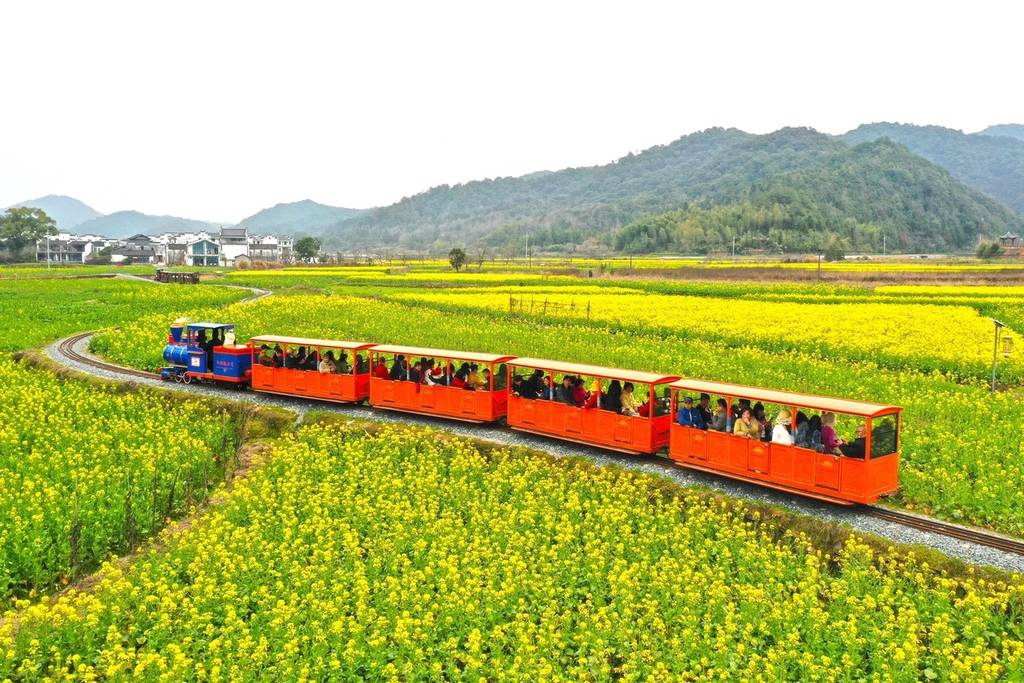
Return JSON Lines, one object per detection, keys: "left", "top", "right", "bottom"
{"left": 94, "top": 292, "right": 1024, "bottom": 535}
{"left": 0, "top": 278, "right": 246, "bottom": 352}
{"left": 2, "top": 423, "right": 1021, "bottom": 680}
{"left": 389, "top": 286, "right": 1022, "bottom": 382}
{"left": 0, "top": 360, "right": 238, "bottom": 609}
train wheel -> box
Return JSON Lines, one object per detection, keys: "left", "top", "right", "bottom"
{"left": 182, "top": 373, "right": 192, "bottom": 384}
{"left": 173, "top": 372, "right": 183, "bottom": 383}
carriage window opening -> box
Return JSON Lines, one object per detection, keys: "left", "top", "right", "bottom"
{"left": 653, "top": 385, "right": 671, "bottom": 417}
{"left": 870, "top": 415, "right": 898, "bottom": 457}
{"left": 494, "top": 363, "right": 508, "bottom": 391}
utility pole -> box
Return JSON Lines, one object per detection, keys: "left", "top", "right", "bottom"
{"left": 526, "top": 234, "right": 531, "bottom": 268}
{"left": 732, "top": 236, "right": 736, "bottom": 259}
{"left": 817, "top": 253, "right": 822, "bottom": 280}
{"left": 46, "top": 235, "right": 51, "bottom": 270}
{"left": 882, "top": 233, "right": 886, "bottom": 256}
{"left": 991, "top": 318, "right": 1006, "bottom": 392}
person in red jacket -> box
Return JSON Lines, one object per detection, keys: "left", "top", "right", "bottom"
{"left": 571, "top": 377, "right": 588, "bottom": 407}
{"left": 373, "top": 358, "right": 389, "bottom": 379}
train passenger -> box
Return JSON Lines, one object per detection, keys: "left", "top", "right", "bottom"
{"left": 467, "top": 364, "right": 485, "bottom": 391}
{"left": 318, "top": 350, "right": 337, "bottom": 374}
{"left": 555, "top": 376, "right": 574, "bottom": 404}
{"left": 286, "top": 347, "right": 305, "bottom": 370}
{"left": 540, "top": 375, "right": 555, "bottom": 400}
{"left": 258, "top": 344, "right": 273, "bottom": 366}
{"left": 408, "top": 360, "right": 422, "bottom": 383}
{"left": 620, "top": 382, "right": 640, "bottom": 416}
{"left": 771, "top": 410, "right": 794, "bottom": 445}
{"left": 482, "top": 368, "right": 492, "bottom": 390}
{"left": 752, "top": 403, "right": 768, "bottom": 440}
{"left": 709, "top": 398, "right": 728, "bottom": 431}
{"left": 733, "top": 408, "right": 759, "bottom": 438}
{"left": 572, "top": 378, "right": 588, "bottom": 407}
{"left": 698, "top": 393, "right": 712, "bottom": 426}
{"left": 451, "top": 367, "right": 467, "bottom": 389}
{"left": 525, "top": 369, "right": 546, "bottom": 398}
{"left": 423, "top": 360, "right": 438, "bottom": 385}
{"left": 807, "top": 414, "right": 823, "bottom": 451}
{"left": 511, "top": 375, "right": 524, "bottom": 396}
{"left": 337, "top": 353, "right": 353, "bottom": 374}
{"left": 677, "top": 396, "right": 706, "bottom": 429}
{"left": 355, "top": 354, "right": 368, "bottom": 374}
{"left": 839, "top": 424, "right": 867, "bottom": 458}
{"left": 584, "top": 383, "right": 600, "bottom": 409}
{"left": 793, "top": 411, "right": 810, "bottom": 447}
{"left": 494, "top": 364, "right": 507, "bottom": 390}
{"left": 821, "top": 412, "right": 843, "bottom": 454}
{"left": 272, "top": 345, "right": 284, "bottom": 368}
{"left": 389, "top": 355, "right": 407, "bottom": 381}
{"left": 373, "top": 357, "right": 389, "bottom": 379}
{"left": 603, "top": 380, "right": 623, "bottom": 413}
{"left": 306, "top": 350, "right": 320, "bottom": 371}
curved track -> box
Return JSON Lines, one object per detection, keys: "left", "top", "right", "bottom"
{"left": 45, "top": 330, "right": 1024, "bottom": 572}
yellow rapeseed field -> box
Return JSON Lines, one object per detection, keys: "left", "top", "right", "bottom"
{"left": 3, "top": 424, "right": 1021, "bottom": 680}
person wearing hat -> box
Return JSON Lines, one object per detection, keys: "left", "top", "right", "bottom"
{"left": 676, "top": 396, "right": 706, "bottom": 429}
{"left": 771, "top": 409, "right": 794, "bottom": 445}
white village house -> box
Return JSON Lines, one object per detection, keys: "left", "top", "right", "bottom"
{"left": 37, "top": 226, "right": 293, "bottom": 266}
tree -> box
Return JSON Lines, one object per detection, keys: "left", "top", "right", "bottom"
{"left": 0, "top": 207, "right": 56, "bottom": 256}
{"left": 976, "top": 240, "right": 1003, "bottom": 259}
{"left": 294, "top": 236, "right": 322, "bottom": 261}
{"left": 823, "top": 235, "right": 847, "bottom": 262}
{"left": 448, "top": 247, "right": 466, "bottom": 272}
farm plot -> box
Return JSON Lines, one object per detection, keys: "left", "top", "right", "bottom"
{"left": 2, "top": 423, "right": 1021, "bottom": 680}
{"left": 0, "top": 278, "right": 247, "bottom": 353}
{"left": 0, "top": 360, "right": 241, "bottom": 609}
{"left": 94, "top": 292, "right": 1024, "bottom": 535}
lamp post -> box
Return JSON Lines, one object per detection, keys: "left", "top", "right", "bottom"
{"left": 991, "top": 318, "right": 1006, "bottom": 392}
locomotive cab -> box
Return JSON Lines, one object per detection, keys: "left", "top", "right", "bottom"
{"left": 161, "top": 322, "right": 250, "bottom": 384}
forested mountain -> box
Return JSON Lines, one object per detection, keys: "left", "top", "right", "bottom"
{"left": 238, "top": 199, "right": 365, "bottom": 236}
{"left": 842, "top": 123, "right": 1024, "bottom": 212}
{"left": 74, "top": 211, "right": 214, "bottom": 238}
{"left": 613, "top": 139, "right": 1024, "bottom": 253}
{"left": 327, "top": 127, "right": 1023, "bottom": 253}
{"left": 8, "top": 195, "right": 103, "bottom": 230}
{"left": 978, "top": 124, "right": 1024, "bottom": 142}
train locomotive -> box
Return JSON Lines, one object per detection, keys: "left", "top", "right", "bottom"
{"left": 160, "top": 322, "right": 252, "bottom": 385}
{"left": 158, "top": 321, "right": 902, "bottom": 505}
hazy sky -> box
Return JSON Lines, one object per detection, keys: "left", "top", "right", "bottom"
{"left": 1, "top": 0, "right": 1021, "bottom": 221}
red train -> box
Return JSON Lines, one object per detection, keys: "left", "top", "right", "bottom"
{"left": 161, "top": 322, "right": 901, "bottom": 504}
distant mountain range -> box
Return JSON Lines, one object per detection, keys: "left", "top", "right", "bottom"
{"left": 6, "top": 196, "right": 365, "bottom": 239}
{"left": 237, "top": 200, "right": 365, "bottom": 236}
{"left": 75, "top": 211, "right": 216, "bottom": 238}
{"left": 324, "top": 125, "right": 1024, "bottom": 253}
{"left": 9, "top": 195, "right": 103, "bottom": 231}
{"left": 978, "top": 124, "right": 1024, "bottom": 142}
{"left": 10, "top": 120, "right": 1024, "bottom": 253}
{"left": 843, "top": 122, "right": 1024, "bottom": 212}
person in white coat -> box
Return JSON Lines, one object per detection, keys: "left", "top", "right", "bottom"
{"left": 772, "top": 409, "right": 795, "bottom": 445}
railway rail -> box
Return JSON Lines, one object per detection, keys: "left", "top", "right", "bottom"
{"left": 48, "top": 329, "right": 1024, "bottom": 567}
{"left": 859, "top": 505, "right": 1024, "bottom": 556}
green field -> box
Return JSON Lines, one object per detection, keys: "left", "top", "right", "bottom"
{"left": 3, "top": 267, "right": 1024, "bottom": 679}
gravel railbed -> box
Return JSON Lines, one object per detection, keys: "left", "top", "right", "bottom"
{"left": 45, "top": 332, "right": 1024, "bottom": 574}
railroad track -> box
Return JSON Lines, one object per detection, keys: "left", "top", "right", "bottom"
{"left": 51, "top": 330, "right": 1024, "bottom": 560}
{"left": 860, "top": 505, "right": 1024, "bottom": 556}
{"left": 57, "top": 331, "right": 161, "bottom": 381}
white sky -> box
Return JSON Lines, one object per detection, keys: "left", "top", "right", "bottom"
{"left": 1, "top": 0, "right": 1021, "bottom": 222}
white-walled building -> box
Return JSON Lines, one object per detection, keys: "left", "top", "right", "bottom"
{"left": 37, "top": 226, "right": 295, "bottom": 265}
